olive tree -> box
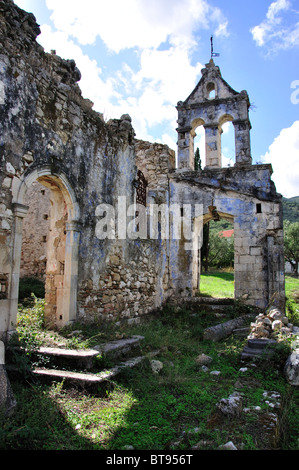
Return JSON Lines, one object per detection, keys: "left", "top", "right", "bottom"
{"left": 284, "top": 221, "right": 299, "bottom": 277}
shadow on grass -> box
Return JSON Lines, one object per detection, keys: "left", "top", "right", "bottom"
{"left": 0, "top": 376, "right": 98, "bottom": 450}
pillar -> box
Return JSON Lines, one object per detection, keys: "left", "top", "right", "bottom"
{"left": 177, "top": 127, "right": 193, "bottom": 170}
{"left": 7, "top": 203, "right": 29, "bottom": 338}
{"left": 204, "top": 124, "right": 221, "bottom": 168}
{"left": 56, "top": 220, "right": 81, "bottom": 328}
{"left": 233, "top": 119, "right": 252, "bottom": 166}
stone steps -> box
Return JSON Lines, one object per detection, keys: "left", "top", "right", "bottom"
{"left": 169, "top": 296, "right": 237, "bottom": 316}
{"left": 36, "top": 346, "right": 100, "bottom": 370}
{"left": 32, "top": 335, "right": 145, "bottom": 370}
{"left": 95, "top": 335, "right": 145, "bottom": 359}
{"left": 241, "top": 338, "right": 277, "bottom": 360}
{"left": 32, "top": 351, "right": 160, "bottom": 386}
{"left": 8, "top": 335, "right": 157, "bottom": 387}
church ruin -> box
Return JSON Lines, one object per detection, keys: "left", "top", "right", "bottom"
{"left": 0, "top": 0, "right": 285, "bottom": 340}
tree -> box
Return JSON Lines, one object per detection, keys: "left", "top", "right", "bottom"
{"left": 284, "top": 221, "right": 299, "bottom": 277}
{"left": 201, "top": 224, "right": 234, "bottom": 272}
{"left": 194, "top": 147, "right": 201, "bottom": 171}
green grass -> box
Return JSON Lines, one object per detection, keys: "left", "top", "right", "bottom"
{"left": 285, "top": 275, "right": 299, "bottom": 326}
{"left": 1, "top": 274, "right": 298, "bottom": 451}
{"left": 285, "top": 275, "right": 299, "bottom": 297}
{"left": 1, "top": 298, "right": 298, "bottom": 451}
{"left": 199, "top": 271, "right": 234, "bottom": 298}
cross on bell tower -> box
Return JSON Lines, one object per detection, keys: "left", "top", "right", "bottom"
{"left": 210, "top": 35, "right": 220, "bottom": 59}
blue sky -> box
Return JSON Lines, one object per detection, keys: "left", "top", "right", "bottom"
{"left": 14, "top": 0, "right": 299, "bottom": 198}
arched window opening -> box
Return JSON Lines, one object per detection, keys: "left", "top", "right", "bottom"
{"left": 207, "top": 82, "right": 216, "bottom": 100}
{"left": 220, "top": 118, "right": 235, "bottom": 167}
{"left": 191, "top": 118, "right": 205, "bottom": 170}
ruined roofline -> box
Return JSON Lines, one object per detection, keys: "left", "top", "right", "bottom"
{"left": 180, "top": 59, "right": 246, "bottom": 107}
{"left": 0, "top": 0, "right": 139, "bottom": 136}
{"left": 0, "top": 0, "right": 41, "bottom": 41}
{"left": 169, "top": 162, "right": 283, "bottom": 202}
{"left": 169, "top": 163, "right": 274, "bottom": 179}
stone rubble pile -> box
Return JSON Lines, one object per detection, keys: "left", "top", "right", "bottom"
{"left": 249, "top": 307, "right": 299, "bottom": 340}
{"left": 246, "top": 307, "right": 299, "bottom": 386}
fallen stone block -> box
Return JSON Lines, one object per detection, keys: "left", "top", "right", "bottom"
{"left": 203, "top": 316, "right": 251, "bottom": 342}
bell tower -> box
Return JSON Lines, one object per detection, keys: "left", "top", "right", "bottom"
{"left": 176, "top": 59, "right": 252, "bottom": 170}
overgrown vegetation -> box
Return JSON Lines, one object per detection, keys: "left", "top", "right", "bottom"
{"left": 285, "top": 276, "right": 299, "bottom": 327}
{"left": 18, "top": 277, "right": 45, "bottom": 305}
{"left": 1, "top": 276, "right": 298, "bottom": 451}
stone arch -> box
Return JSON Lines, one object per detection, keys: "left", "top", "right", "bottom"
{"left": 218, "top": 113, "right": 234, "bottom": 128}
{"left": 218, "top": 114, "right": 235, "bottom": 167}
{"left": 190, "top": 118, "right": 205, "bottom": 170}
{"left": 9, "top": 166, "right": 80, "bottom": 333}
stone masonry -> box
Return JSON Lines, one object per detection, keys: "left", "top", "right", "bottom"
{"left": 0, "top": 0, "right": 285, "bottom": 341}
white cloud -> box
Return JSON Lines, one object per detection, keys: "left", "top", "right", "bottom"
{"left": 261, "top": 121, "right": 299, "bottom": 198}
{"left": 250, "top": 0, "right": 299, "bottom": 52}
{"left": 38, "top": 24, "right": 204, "bottom": 143}
{"left": 38, "top": 25, "right": 120, "bottom": 117}
{"left": 131, "top": 47, "right": 204, "bottom": 127}
{"left": 15, "top": 0, "right": 229, "bottom": 145}
{"left": 45, "top": 0, "right": 229, "bottom": 52}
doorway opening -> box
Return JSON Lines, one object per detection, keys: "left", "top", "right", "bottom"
{"left": 20, "top": 178, "right": 68, "bottom": 328}
{"left": 11, "top": 169, "right": 80, "bottom": 332}
{"left": 197, "top": 210, "right": 235, "bottom": 298}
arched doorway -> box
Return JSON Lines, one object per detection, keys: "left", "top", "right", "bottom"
{"left": 9, "top": 167, "right": 80, "bottom": 332}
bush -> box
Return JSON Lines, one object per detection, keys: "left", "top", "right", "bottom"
{"left": 19, "top": 277, "right": 45, "bottom": 303}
